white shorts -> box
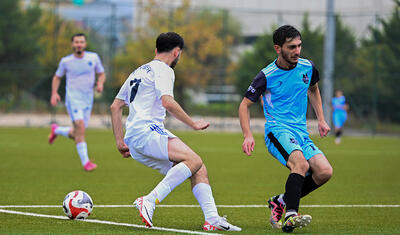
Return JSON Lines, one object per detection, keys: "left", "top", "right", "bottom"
{"left": 125, "top": 124, "right": 176, "bottom": 175}
{"left": 65, "top": 102, "right": 92, "bottom": 127}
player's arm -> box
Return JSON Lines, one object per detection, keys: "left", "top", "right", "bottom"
{"left": 51, "top": 59, "right": 66, "bottom": 106}
{"left": 50, "top": 75, "right": 62, "bottom": 106}
{"left": 161, "top": 95, "right": 209, "bottom": 130}
{"left": 239, "top": 71, "right": 266, "bottom": 156}
{"left": 95, "top": 72, "right": 106, "bottom": 93}
{"left": 239, "top": 97, "right": 255, "bottom": 156}
{"left": 308, "top": 83, "right": 330, "bottom": 137}
{"left": 344, "top": 103, "right": 349, "bottom": 111}
{"left": 110, "top": 98, "right": 130, "bottom": 158}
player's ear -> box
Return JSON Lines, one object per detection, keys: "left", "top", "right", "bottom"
{"left": 155, "top": 48, "right": 158, "bottom": 54}
{"left": 173, "top": 47, "right": 180, "bottom": 57}
{"left": 274, "top": 45, "right": 281, "bottom": 54}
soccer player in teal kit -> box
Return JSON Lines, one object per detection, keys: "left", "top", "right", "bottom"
{"left": 238, "top": 25, "right": 333, "bottom": 233}
{"left": 332, "top": 90, "right": 348, "bottom": 144}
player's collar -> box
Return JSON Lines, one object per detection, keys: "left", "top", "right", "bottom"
{"left": 153, "top": 59, "right": 169, "bottom": 67}
{"left": 274, "top": 59, "right": 297, "bottom": 71}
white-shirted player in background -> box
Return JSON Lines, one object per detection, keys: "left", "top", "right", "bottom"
{"left": 110, "top": 32, "right": 241, "bottom": 231}
{"left": 48, "top": 33, "right": 106, "bottom": 172}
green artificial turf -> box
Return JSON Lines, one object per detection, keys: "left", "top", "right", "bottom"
{"left": 0, "top": 127, "right": 399, "bottom": 234}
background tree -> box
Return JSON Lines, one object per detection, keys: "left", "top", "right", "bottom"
{"left": 363, "top": 0, "right": 400, "bottom": 123}
{"left": 0, "top": 0, "right": 43, "bottom": 106}
{"left": 300, "top": 14, "right": 324, "bottom": 72}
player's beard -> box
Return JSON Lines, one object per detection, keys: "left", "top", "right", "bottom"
{"left": 73, "top": 46, "right": 84, "bottom": 55}
{"left": 170, "top": 56, "right": 179, "bottom": 68}
{"left": 281, "top": 49, "right": 298, "bottom": 67}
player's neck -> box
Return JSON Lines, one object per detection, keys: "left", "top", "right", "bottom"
{"left": 74, "top": 51, "right": 85, "bottom": 58}
{"left": 154, "top": 54, "right": 172, "bottom": 67}
{"left": 276, "top": 57, "right": 296, "bottom": 70}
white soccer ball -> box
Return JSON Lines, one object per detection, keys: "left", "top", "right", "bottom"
{"left": 62, "top": 190, "right": 93, "bottom": 219}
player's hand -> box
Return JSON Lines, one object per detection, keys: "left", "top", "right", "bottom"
{"left": 318, "top": 120, "right": 330, "bottom": 137}
{"left": 96, "top": 83, "right": 104, "bottom": 93}
{"left": 242, "top": 136, "right": 255, "bottom": 156}
{"left": 50, "top": 93, "right": 61, "bottom": 107}
{"left": 117, "top": 143, "right": 131, "bottom": 158}
{"left": 192, "top": 120, "right": 210, "bottom": 130}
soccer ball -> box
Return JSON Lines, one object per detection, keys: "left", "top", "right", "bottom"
{"left": 62, "top": 190, "right": 93, "bottom": 219}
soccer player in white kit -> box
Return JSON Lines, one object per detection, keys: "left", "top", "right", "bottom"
{"left": 48, "top": 33, "right": 106, "bottom": 172}
{"left": 110, "top": 32, "right": 241, "bottom": 231}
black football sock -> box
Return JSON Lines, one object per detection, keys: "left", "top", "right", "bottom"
{"left": 300, "top": 174, "right": 320, "bottom": 198}
{"left": 283, "top": 173, "right": 305, "bottom": 216}
{"left": 335, "top": 130, "right": 342, "bottom": 137}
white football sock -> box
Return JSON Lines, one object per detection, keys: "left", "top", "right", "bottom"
{"left": 145, "top": 162, "right": 192, "bottom": 204}
{"left": 54, "top": 126, "right": 71, "bottom": 137}
{"left": 76, "top": 142, "right": 89, "bottom": 166}
{"left": 192, "top": 183, "right": 219, "bottom": 223}
{"left": 278, "top": 194, "right": 286, "bottom": 205}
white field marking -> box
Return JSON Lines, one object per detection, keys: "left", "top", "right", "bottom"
{"left": 0, "top": 204, "right": 400, "bottom": 208}
{"left": 0, "top": 209, "right": 220, "bottom": 235}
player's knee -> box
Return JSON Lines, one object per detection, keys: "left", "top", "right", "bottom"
{"left": 291, "top": 160, "right": 309, "bottom": 175}
{"left": 190, "top": 164, "right": 208, "bottom": 181}
{"left": 74, "top": 122, "right": 85, "bottom": 134}
{"left": 191, "top": 155, "right": 203, "bottom": 171}
{"left": 316, "top": 165, "right": 333, "bottom": 183}
{"left": 299, "top": 161, "right": 310, "bottom": 174}
{"left": 184, "top": 154, "right": 203, "bottom": 174}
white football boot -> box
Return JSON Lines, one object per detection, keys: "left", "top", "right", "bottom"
{"left": 203, "top": 216, "right": 242, "bottom": 231}
{"left": 133, "top": 196, "right": 155, "bottom": 227}
{"left": 282, "top": 214, "right": 312, "bottom": 233}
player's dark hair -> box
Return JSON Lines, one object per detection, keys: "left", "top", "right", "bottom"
{"left": 273, "top": 25, "right": 301, "bottom": 46}
{"left": 71, "top": 33, "right": 87, "bottom": 42}
{"left": 156, "top": 32, "right": 184, "bottom": 53}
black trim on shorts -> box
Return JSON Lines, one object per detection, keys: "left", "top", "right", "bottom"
{"left": 267, "top": 132, "right": 290, "bottom": 162}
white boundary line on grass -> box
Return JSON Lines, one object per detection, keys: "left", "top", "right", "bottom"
{"left": 0, "top": 209, "right": 220, "bottom": 235}
{"left": 0, "top": 204, "right": 399, "bottom": 208}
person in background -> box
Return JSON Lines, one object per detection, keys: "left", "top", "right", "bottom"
{"left": 48, "top": 33, "right": 106, "bottom": 172}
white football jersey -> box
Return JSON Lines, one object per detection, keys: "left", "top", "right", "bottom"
{"left": 115, "top": 60, "right": 175, "bottom": 140}
{"left": 55, "top": 51, "right": 104, "bottom": 108}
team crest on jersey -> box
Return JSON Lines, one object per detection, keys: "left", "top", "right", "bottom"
{"left": 88, "top": 61, "right": 93, "bottom": 66}
{"left": 290, "top": 138, "right": 298, "bottom": 145}
{"left": 302, "top": 73, "right": 309, "bottom": 84}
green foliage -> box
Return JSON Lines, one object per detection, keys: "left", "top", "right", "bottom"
{"left": 333, "top": 16, "right": 358, "bottom": 89}
{"left": 0, "top": 0, "right": 44, "bottom": 101}
{"left": 300, "top": 13, "right": 324, "bottom": 70}
{"left": 358, "top": 0, "right": 400, "bottom": 122}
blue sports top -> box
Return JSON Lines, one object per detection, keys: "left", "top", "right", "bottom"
{"left": 244, "top": 58, "right": 320, "bottom": 128}
{"left": 332, "top": 96, "right": 346, "bottom": 112}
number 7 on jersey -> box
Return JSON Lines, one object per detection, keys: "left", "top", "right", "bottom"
{"left": 130, "top": 78, "right": 141, "bottom": 103}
